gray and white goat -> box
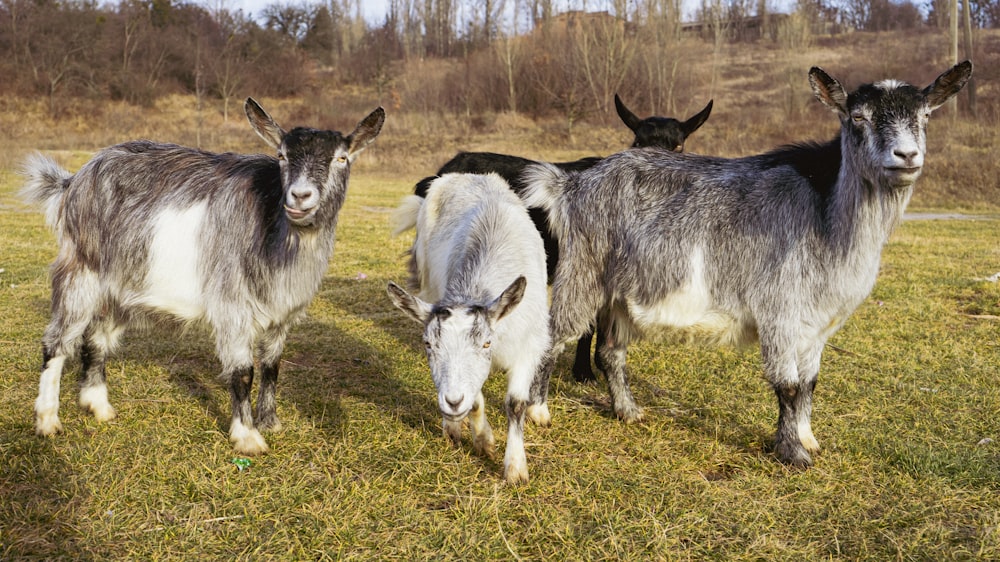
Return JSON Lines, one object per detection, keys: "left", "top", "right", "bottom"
{"left": 387, "top": 173, "right": 551, "bottom": 484}
{"left": 21, "top": 98, "right": 385, "bottom": 455}
{"left": 523, "top": 62, "right": 972, "bottom": 466}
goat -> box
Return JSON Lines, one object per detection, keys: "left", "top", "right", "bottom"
{"left": 414, "top": 95, "right": 713, "bottom": 384}
{"left": 21, "top": 98, "right": 385, "bottom": 455}
{"left": 387, "top": 173, "right": 551, "bottom": 484}
{"left": 522, "top": 62, "right": 972, "bottom": 467}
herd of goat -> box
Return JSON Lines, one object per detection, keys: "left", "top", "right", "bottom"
{"left": 20, "top": 61, "right": 973, "bottom": 484}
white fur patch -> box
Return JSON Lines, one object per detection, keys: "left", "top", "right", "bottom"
{"left": 875, "top": 79, "right": 905, "bottom": 91}
{"left": 35, "top": 356, "right": 65, "bottom": 436}
{"left": 627, "top": 247, "right": 748, "bottom": 346}
{"left": 141, "top": 204, "right": 207, "bottom": 320}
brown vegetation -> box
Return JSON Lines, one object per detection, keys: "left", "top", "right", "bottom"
{"left": 2, "top": 25, "right": 997, "bottom": 211}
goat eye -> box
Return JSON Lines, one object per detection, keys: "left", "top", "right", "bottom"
{"left": 851, "top": 114, "right": 866, "bottom": 123}
{"left": 336, "top": 155, "right": 348, "bottom": 163}
{"left": 277, "top": 153, "right": 286, "bottom": 161}
{"left": 483, "top": 341, "right": 491, "bottom": 349}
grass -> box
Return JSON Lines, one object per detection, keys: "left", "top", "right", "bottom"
{"left": 1, "top": 30, "right": 998, "bottom": 556}
{"left": 1, "top": 156, "right": 999, "bottom": 559}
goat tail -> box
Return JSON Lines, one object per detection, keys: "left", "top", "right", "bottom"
{"left": 391, "top": 194, "right": 425, "bottom": 236}
{"left": 521, "top": 161, "right": 569, "bottom": 233}
{"left": 19, "top": 153, "right": 72, "bottom": 231}
{"left": 520, "top": 162, "right": 566, "bottom": 212}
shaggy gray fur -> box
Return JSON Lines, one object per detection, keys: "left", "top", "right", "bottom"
{"left": 522, "top": 62, "right": 972, "bottom": 467}
{"left": 21, "top": 98, "right": 384, "bottom": 455}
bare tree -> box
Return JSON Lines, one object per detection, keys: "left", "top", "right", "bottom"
{"left": 422, "top": 0, "right": 457, "bottom": 57}
{"left": 18, "top": 0, "right": 100, "bottom": 113}
{"left": 634, "top": 0, "right": 684, "bottom": 114}
{"left": 573, "top": 11, "right": 636, "bottom": 115}
{"left": 494, "top": 0, "right": 521, "bottom": 113}
{"left": 262, "top": 1, "right": 312, "bottom": 44}
{"left": 212, "top": 16, "right": 259, "bottom": 122}
{"left": 963, "top": 0, "right": 977, "bottom": 114}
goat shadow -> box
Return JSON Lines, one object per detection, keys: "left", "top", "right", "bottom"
{"left": 325, "top": 272, "right": 771, "bottom": 464}
{"left": 144, "top": 283, "right": 444, "bottom": 441}
{"left": 556, "top": 343, "right": 778, "bottom": 462}
{"left": 313, "top": 275, "right": 513, "bottom": 443}
{"left": 0, "top": 427, "right": 108, "bottom": 560}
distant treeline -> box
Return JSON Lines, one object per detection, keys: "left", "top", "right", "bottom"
{"left": 0, "top": 0, "right": 995, "bottom": 115}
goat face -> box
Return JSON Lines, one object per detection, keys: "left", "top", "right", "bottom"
{"left": 810, "top": 62, "right": 972, "bottom": 189}
{"left": 614, "top": 94, "right": 713, "bottom": 152}
{"left": 245, "top": 98, "right": 385, "bottom": 226}
{"left": 387, "top": 278, "right": 526, "bottom": 421}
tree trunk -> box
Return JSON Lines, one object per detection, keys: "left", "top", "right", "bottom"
{"left": 961, "top": 0, "right": 976, "bottom": 117}
{"left": 948, "top": 0, "right": 958, "bottom": 116}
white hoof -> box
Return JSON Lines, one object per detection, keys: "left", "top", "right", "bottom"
{"left": 527, "top": 403, "right": 551, "bottom": 427}
{"left": 443, "top": 418, "right": 463, "bottom": 447}
{"left": 80, "top": 385, "right": 117, "bottom": 422}
{"left": 473, "top": 431, "right": 496, "bottom": 458}
{"left": 615, "top": 403, "right": 644, "bottom": 424}
{"left": 35, "top": 410, "right": 63, "bottom": 436}
{"left": 503, "top": 455, "right": 529, "bottom": 485}
{"left": 799, "top": 428, "right": 821, "bottom": 455}
{"left": 230, "top": 422, "right": 269, "bottom": 456}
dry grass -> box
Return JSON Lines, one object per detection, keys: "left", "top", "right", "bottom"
{"left": 2, "top": 165, "right": 999, "bottom": 559}
{"left": 3, "top": 29, "right": 998, "bottom": 213}
{"left": 1, "top": 29, "right": 999, "bottom": 559}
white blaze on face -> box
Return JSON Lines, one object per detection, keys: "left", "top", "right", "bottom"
{"left": 285, "top": 175, "right": 320, "bottom": 212}
{"left": 884, "top": 120, "right": 924, "bottom": 171}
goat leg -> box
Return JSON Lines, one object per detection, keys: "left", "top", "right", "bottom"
{"left": 228, "top": 365, "right": 269, "bottom": 455}
{"left": 599, "top": 338, "right": 643, "bottom": 423}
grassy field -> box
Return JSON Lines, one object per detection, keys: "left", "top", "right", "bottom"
{"left": 1, "top": 145, "right": 999, "bottom": 558}
{"left": 1, "top": 30, "right": 999, "bottom": 557}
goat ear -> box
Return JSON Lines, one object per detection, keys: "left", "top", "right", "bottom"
{"left": 809, "top": 67, "right": 848, "bottom": 115}
{"left": 347, "top": 107, "right": 386, "bottom": 162}
{"left": 924, "top": 60, "right": 973, "bottom": 112}
{"left": 487, "top": 276, "right": 527, "bottom": 324}
{"left": 681, "top": 99, "right": 713, "bottom": 137}
{"left": 245, "top": 98, "right": 285, "bottom": 150}
{"left": 614, "top": 94, "right": 642, "bottom": 132}
{"left": 387, "top": 282, "right": 430, "bottom": 324}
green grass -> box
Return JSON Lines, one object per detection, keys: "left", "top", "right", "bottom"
{"left": 2, "top": 162, "right": 999, "bottom": 560}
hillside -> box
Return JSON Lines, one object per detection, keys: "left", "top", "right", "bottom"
{"left": 2, "top": 29, "right": 997, "bottom": 211}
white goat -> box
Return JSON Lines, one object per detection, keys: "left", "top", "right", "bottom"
{"left": 387, "top": 173, "right": 551, "bottom": 484}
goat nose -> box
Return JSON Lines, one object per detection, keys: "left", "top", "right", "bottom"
{"left": 289, "top": 188, "right": 315, "bottom": 207}
{"left": 445, "top": 394, "right": 464, "bottom": 411}
{"left": 893, "top": 148, "right": 919, "bottom": 164}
